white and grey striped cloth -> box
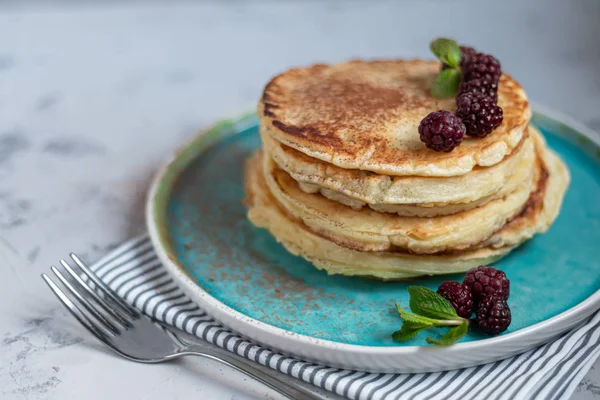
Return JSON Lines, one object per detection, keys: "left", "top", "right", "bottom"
{"left": 91, "top": 234, "right": 600, "bottom": 400}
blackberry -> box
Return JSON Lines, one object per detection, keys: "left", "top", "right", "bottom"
{"left": 418, "top": 110, "right": 466, "bottom": 152}
{"left": 463, "top": 266, "right": 510, "bottom": 304}
{"left": 463, "top": 52, "right": 502, "bottom": 83}
{"left": 458, "top": 78, "right": 498, "bottom": 103}
{"left": 437, "top": 281, "right": 473, "bottom": 318}
{"left": 476, "top": 294, "right": 511, "bottom": 334}
{"left": 441, "top": 46, "right": 478, "bottom": 70}
{"left": 459, "top": 46, "right": 478, "bottom": 68}
{"left": 456, "top": 92, "right": 503, "bottom": 138}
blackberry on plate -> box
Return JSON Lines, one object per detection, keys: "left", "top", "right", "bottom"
{"left": 418, "top": 110, "right": 466, "bottom": 152}
{"left": 457, "top": 78, "right": 498, "bottom": 103}
{"left": 437, "top": 281, "right": 473, "bottom": 318}
{"left": 463, "top": 266, "right": 510, "bottom": 304}
{"left": 456, "top": 92, "right": 503, "bottom": 138}
{"left": 462, "top": 52, "right": 502, "bottom": 83}
{"left": 476, "top": 294, "right": 511, "bottom": 334}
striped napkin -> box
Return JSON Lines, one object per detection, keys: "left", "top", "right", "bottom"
{"left": 91, "top": 234, "right": 600, "bottom": 400}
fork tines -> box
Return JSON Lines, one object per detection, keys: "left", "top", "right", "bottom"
{"left": 41, "top": 254, "right": 140, "bottom": 342}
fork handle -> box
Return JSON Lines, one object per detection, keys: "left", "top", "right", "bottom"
{"left": 178, "top": 347, "right": 322, "bottom": 400}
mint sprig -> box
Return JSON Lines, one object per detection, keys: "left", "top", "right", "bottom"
{"left": 392, "top": 286, "right": 469, "bottom": 346}
{"left": 429, "top": 37, "right": 462, "bottom": 98}
{"left": 430, "top": 68, "right": 461, "bottom": 99}
{"left": 408, "top": 286, "right": 458, "bottom": 320}
{"left": 430, "top": 38, "right": 461, "bottom": 69}
{"left": 426, "top": 320, "right": 469, "bottom": 345}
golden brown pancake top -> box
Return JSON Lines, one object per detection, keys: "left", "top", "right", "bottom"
{"left": 260, "top": 59, "right": 531, "bottom": 176}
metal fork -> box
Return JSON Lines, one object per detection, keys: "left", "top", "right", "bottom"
{"left": 41, "top": 254, "right": 322, "bottom": 400}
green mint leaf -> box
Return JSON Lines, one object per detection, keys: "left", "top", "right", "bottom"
{"left": 426, "top": 320, "right": 469, "bottom": 346}
{"left": 392, "top": 303, "right": 435, "bottom": 341}
{"left": 430, "top": 68, "right": 461, "bottom": 99}
{"left": 392, "top": 321, "right": 432, "bottom": 341}
{"left": 408, "top": 286, "right": 460, "bottom": 320}
{"left": 394, "top": 303, "right": 438, "bottom": 325}
{"left": 392, "top": 302, "right": 465, "bottom": 344}
{"left": 430, "top": 38, "right": 461, "bottom": 68}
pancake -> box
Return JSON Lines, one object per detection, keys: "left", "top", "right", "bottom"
{"left": 244, "top": 137, "right": 569, "bottom": 280}
{"left": 261, "top": 127, "right": 537, "bottom": 212}
{"left": 477, "top": 139, "right": 570, "bottom": 250}
{"left": 263, "top": 126, "right": 535, "bottom": 214}
{"left": 262, "top": 143, "right": 537, "bottom": 254}
{"left": 260, "top": 59, "right": 531, "bottom": 177}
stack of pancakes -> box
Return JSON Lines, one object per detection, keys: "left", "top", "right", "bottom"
{"left": 245, "top": 60, "right": 570, "bottom": 280}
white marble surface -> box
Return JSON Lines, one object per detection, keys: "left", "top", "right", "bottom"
{"left": 0, "top": 1, "right": 599, "bottom": 399}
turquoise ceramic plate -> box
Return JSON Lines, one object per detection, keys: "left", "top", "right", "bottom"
{"left": 146, "top": 106, "right": 600, "bottom": 373}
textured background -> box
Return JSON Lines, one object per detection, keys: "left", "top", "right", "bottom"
{"left": 0, "top": 1, "right": 598, "bottom": 399}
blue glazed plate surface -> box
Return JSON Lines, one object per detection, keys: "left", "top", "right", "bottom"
{"left": 147, "top": 108, "right": 600, "bottom": 361}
